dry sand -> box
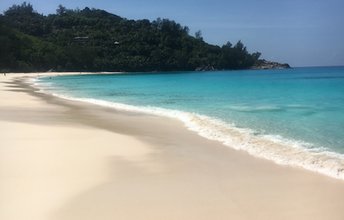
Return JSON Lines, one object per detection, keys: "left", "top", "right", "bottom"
{"left": 1, "top": 72, "right": 344, "bottom": 220}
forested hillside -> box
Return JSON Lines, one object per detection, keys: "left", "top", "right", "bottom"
{"left": 0, "top": 2, "right": 264, "bottom": 72}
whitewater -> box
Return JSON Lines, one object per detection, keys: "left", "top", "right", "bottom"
{"left": 34, "top": 67, "right": 344, "bottom": 180}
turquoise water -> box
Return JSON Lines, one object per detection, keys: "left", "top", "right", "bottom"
{"left": 37, "top": 67, "right": 344, "bottom": 179}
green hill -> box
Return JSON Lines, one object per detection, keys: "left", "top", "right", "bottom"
{"left": 0, "top": 2, "right": 264, "bottom": 72}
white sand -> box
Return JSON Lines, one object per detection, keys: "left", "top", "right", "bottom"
{"left": 1, "top": 72, "right": 344, "bottom": 220}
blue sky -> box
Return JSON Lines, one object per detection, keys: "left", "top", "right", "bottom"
{"left": 1, "top": 0, "right": 343, "bottom": 67}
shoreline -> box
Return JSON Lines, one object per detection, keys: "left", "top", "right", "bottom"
{"left": 1, "top": 72, "right": 344, "bottom": 220}
{"left": 35, "top": 72, "right": 344, "bottom": 181}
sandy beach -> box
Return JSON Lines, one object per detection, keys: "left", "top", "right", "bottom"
{"left": 1, "top": 72, "right": 344, "bottom": 220}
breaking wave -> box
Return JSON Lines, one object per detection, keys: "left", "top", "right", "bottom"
{"left": 33, "top": 77, "right": 344, "bottom": 180}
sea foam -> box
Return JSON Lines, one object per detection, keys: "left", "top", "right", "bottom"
{"left": 33, "top": 77, "right": 344, "bottom": 181}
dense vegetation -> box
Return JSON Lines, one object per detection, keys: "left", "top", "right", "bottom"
{"left": 0, "top": 2, "right": 263, "bottom": 72}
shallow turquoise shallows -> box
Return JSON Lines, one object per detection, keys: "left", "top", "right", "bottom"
{"left": 38, "top": 67, "right": 344, "bottom": 179}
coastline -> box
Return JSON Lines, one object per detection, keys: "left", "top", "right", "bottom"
{"left": 1, "top": 72, "right": 344, "bottom": 220}
{"left": 36, "top": 71, "right": 344, "bottom": 181}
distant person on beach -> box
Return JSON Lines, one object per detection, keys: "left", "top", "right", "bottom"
{"left": 3, "top": 73, "right": 6, "bottom": 76}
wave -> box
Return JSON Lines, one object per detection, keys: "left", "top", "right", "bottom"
{"left": 228, "top": 105, "right": 285, "bottom": 113}
{"left": 34, "top": 78, "right": 344, "bottom": 181}
{"left": 228, "top": 104, "right": 322, "bottom": 113}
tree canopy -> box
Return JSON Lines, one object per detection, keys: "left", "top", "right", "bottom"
{"left": 0, "top": 2, "right": 262, "bottom": 72}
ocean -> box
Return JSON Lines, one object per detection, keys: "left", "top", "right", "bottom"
{"left": 36, "top": 67, "right": 344, "bottom": 179}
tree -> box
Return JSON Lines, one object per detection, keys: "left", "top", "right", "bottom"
{"left": 56, "top": 5, "right": 67, "bottom": 15}
{"left": 183, "top": 26, "right": 190, "bottom": 34}
{"left": 223, "top": 41, "right": 232, "bottom": 48}
{"left": 252, "top": 52, "right": 261, "bottom": 61}
{"left": 4, "top": 2, "right": 34, "bottom": 16}
{"left": 195, "top": 30, "right": 203, "bottom": 40}
{"left": 0, "top": 3, "right": 264, "bottom": 72}
{"left": 234, "top": 40, "right": 246, "bottom": 52}
{"left": 3, "top": 2, "right": 45, "bottom": 36}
